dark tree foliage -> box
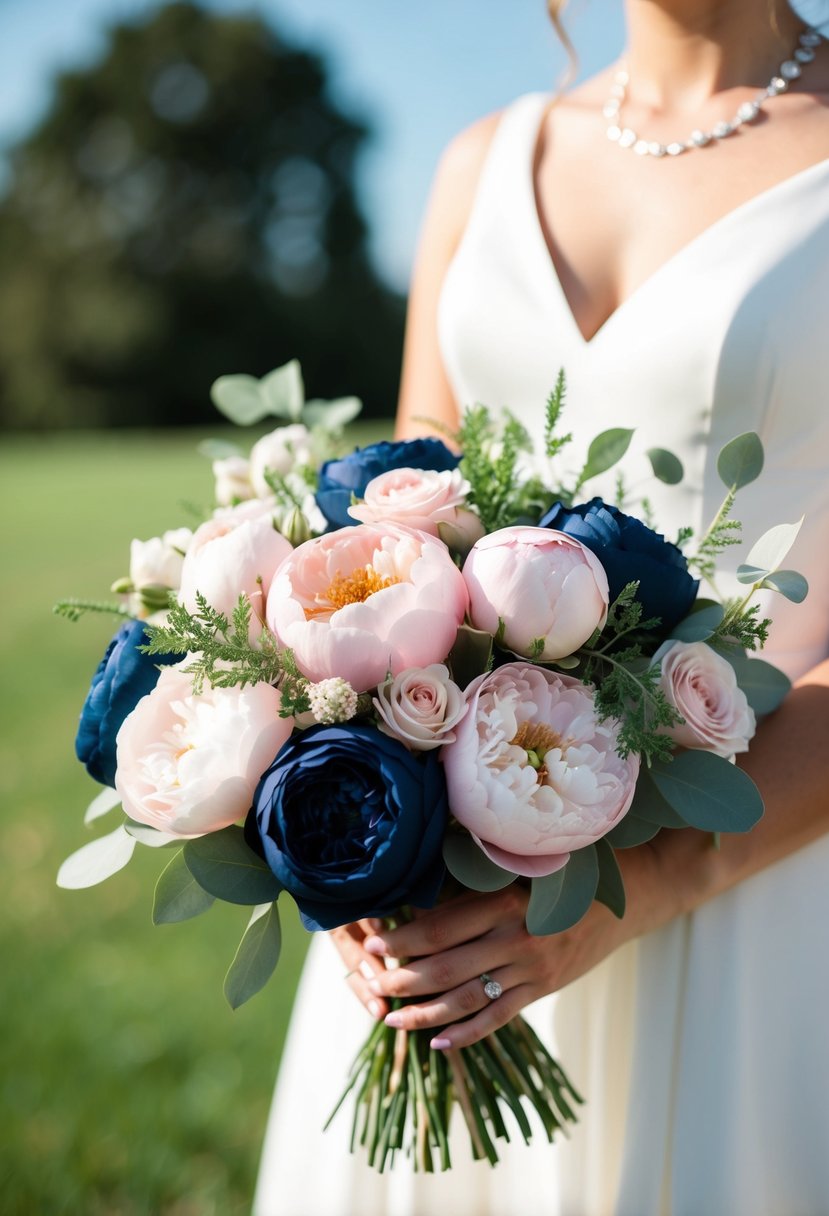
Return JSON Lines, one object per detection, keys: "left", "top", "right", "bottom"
{"left": 0, "top": 2, "right": 405, "bottom": 428}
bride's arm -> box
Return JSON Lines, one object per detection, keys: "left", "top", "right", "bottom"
{"left": 359, "top": 658, "right": 829, "bottom": 1047}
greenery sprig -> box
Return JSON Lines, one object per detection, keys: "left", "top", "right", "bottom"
{"left": 578, "top": 584, "right": 681, "bottom": 763}
{"left": 54, "top": 598, "right": 134, "bottom": 623}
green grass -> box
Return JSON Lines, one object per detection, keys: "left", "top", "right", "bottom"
{"left": 0, "top": 423, "right": 389, "bottom": 1215}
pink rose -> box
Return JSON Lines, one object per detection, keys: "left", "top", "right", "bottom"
{"left": 179, "top": 498, "right": 291, "bottom": 639}
{"left": 115, "top": 667, "right": 292, "bottom": 837}
{"left": 442, "top": 663, "right": 639, "bottom": 877}
{"left": 657, "top": 640, "right": 756, "bottom": 757}
{"left": 462, "top": 526, "right": 609, "bottom": 661}
{"left": 374, "top": 664, "right": 467, "bottom": 751}
{"left": 348, "top": 467, "right": 484, "bottom": 547}
{"left": 266, "top": 524, "right": 468, "bottom": 693}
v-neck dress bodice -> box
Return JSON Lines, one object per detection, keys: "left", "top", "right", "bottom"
{"left": 253, "top": 93, "right": 829, "bottom": 1216}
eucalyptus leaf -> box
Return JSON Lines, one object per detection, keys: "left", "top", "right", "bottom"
{"left": 736, "top": 563, "right": 769, "bottom": 585}
{"left": 196, "top": 438, "right": 243, "bottom": 460}
{"left": 184, "top": 826, "right": 283, "bottom": 905}
{"left": 526, "top": 846, "right": 599, "bottom": 936}
{"left": 224, "top": 903, "right": 282, "bottom": 1010}
{"left": 153, "top": 849, "right": 216, "bottom": 924}
{"left": 552, "top": 654, "right": 582, "bottom": 671}
{"left": 57, "top": 825, "right": 135, "bottom": 889}
{"left": 650, "top": 750, "right": 764, "bottom": 833}
{"left": 260, "top": 360, "right": 305, "bottom": 422}
{"left": 646, "top": 447, "right": 684, "bottom": 485}
{"left": 628, "top": 770, "right": 687, "bottom": 827}
{"left": 210, "top": 374, "right": 267, "bottom": 426}
{"left": 604, "top": 815, "right": 661, "bottom": 849}
{"left": 669, "top": 603, "right": 725, "bottom": 643}
{"left": 124, "top": 819, "right": 180, "bottom": 848}
{"left": 302, "top": 396, "right": 363, "bottom": 431}
{"left": 761, "top": 569, "right": 809, "bottom": 603}
{"left": 84, "top": 786, "right": 121, "bottom": 825}
{"left": 716, "top": 650, "right": 791, "bottom": 715}
{"left": 745, "top": 518, "right": 803, "bottom": 577}
{"left": 580, "top": 428, "right": 635, "bottom": 483}
{"left": 594, "top": 838, "right": 626, "bottom": 918}
{"left": 448, "top": 624, "right": 493, "bottom": 689}
{"left": 716, "top": 432, "right": 764, "bottom": 490}
{"left": 443, "top": 834, "right": 517, "bottom": 892}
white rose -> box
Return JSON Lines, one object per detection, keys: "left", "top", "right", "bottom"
{"left": 373, "top": 664, "right": 467, "bottom": 751}
{"left": 658, "top": 640, "right": 756, "bottom": 758}
{"left": 115, "top": 666, "right": 292, "bottom": 837}
{"left": 130, "top": 527, "right": 193, "bottom": 591}
{"left": 250, "top": 424, "right": 315, "bottom": 498}
{"left": 213, "top": 456, "right": 254, "bottom": 506}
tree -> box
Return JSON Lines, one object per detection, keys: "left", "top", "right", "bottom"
{"left": 0, "top": 2, "right": 404, "bottom": 428}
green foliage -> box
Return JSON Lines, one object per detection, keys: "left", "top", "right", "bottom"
{"left": 224, "top": 903, "right": 283, "bottom": 1010}
{"left": 184, "top": 826, "right": 283, "bottom": 906}
{"left": 688, "top": 488, "right": 742, "bottom": 582}
{"left": 442, "top": 832, "right": 517, "bottom": 893}
{"left": 142, "top": 592, "right": 290, "bottom": 696}
{"left": 152, "top": 848, "right": 216, "bottom": 924}
{"left": 0, "top": 3, "right": 403, "bottom": 429}
{"left": 714, "top": 600, "right": 771, "bottom": 652}
{"left": 646, "top": 447, "right": 684, "bottom": 485}
{"left": 526, "top": 846, "right": 599, "bottom": 936}
{"left": 53, "top": 598, "right": 133, "bottom": 624}
{"left": 458, "top": 405, "right": 533, "bottom": 533}
{"left": 593, "top": 838, "right": 626, "bottom": 918}
{"left": 447, "top": 624, "right": 494, "bottom": 690}
{"left": 650, "top": 750, "right": 764, "bottom": 833}
{"left": 544, "top": 369, "right": 573, "bottom": 461}
{"left": 717, "top": 431, "right": 764, "bottom": 490}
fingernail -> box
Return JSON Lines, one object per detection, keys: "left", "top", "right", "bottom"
{"left": 359, "top": 960, "right": 375, "bottom": 981}
{"left": 368, "top": 999, "right": 382, "bottom": 1019}
{"left": 364, "top": 936, "right": 388, "bottom": 955}
{"left": 384, "top": 1011, "right": 404, "bottom": 1028}
{"left": 430, "top": 1037, "right": 452, "bottom": 1050}
{"left": 368, "top": 979, "right": 381, "bottom": 995}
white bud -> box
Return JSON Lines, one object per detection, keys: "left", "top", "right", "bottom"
{"left": 307, "top": 677, "right": 359, "bottom": 725}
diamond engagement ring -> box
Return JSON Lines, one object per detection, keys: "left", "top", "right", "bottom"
{"left": 480, "top": 974, "right": 502, "bottom": 1001}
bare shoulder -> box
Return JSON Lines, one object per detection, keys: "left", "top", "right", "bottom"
{"left": 425, "top": 110, "right": 503, "bottom": 247}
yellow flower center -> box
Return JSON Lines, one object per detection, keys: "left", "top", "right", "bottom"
{"left": 307, "top": 565, "right": 399, "bottom": 619}
{"left": 510, "top": 721, "right": 565, "bottom": 784}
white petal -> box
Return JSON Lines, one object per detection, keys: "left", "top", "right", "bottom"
{"left": 84, "top": 786, "right": 122, "bottom": 825}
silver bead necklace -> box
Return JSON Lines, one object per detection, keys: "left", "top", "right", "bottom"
{"left": 604, "top": 28, "right": 824, "bottom": 158}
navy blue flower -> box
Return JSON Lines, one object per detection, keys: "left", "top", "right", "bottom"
{"left": 75, "top": 619, "right": 178, "bottom": 788}
{"left": 539, "top": 497, "right": 698, "bottom": 632}
{"left": 251, "top": 723, "right": 448, "bottom": 931}
{"left": 315, "top": 438, "right": 460, "bottom": 530}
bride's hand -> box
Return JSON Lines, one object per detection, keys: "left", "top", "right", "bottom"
{"left": 360, "top": 835, "right": 704, "bottom": 1049}
{"left": 328, "top": 920, "right": 391, "bottom": 1021}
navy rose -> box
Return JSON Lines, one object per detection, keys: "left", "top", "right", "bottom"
{"left": 251, "top": 723, "right": 448, "bottom": 931}
{"left": 75, "top": 619, "right": 178, "bottom": 788}
{"left": 539, "top": 497, "right": 699, "bottom": 631}
{"left": 315, "top": 437, "right": 460, "bottom": 530}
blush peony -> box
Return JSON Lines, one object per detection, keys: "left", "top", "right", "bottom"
{"left": 442, "top": 663, "right": 639, "bottom": 877}
{"left": 115, "top": 666, "right": 291, "bottom": 837}
{"left": 462, "top": 526, "right": 609, "bottom": 661}
{"left": 348, "top": 467, "right": 484, "bottom": 547}
{"left": 266, "top": 524, "right": 468, "bottom": 693}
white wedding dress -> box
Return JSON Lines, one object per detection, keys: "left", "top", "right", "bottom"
{"left": 254, "top": 94, "right": 829, "bottom": 1216}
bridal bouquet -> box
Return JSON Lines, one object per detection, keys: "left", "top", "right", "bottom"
{"left": 57, "top": 361, "right": 807, "bottom": 1172}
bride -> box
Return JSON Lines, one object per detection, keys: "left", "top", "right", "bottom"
{"left": 254, "top": 2, "right": 829, "bottom": 1213}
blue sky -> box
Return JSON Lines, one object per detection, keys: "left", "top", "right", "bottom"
{"left": 0, "top": 0, "right": 628, "bottom": 288}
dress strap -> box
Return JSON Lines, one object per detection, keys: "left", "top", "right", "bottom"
{"left": 462, "top": 92, "right": 550, "bottom": 245}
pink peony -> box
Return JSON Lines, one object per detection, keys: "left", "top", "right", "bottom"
{"left": 266, "top": 524, "right": 468, "bottom": 693}
{"left": 115, "top": 666, "right": 292, "bottom": 837}
{"left": 348, "top": 467, "right": 484, "bottom": 547}
{"left": 442, "top": 663, "right": 639, "bottom": 877}
{"left": 374, "top": 664, "right": 467, "bottom": 751}
{"left": 463, "top": 527, "right": 609, "bottom": 661}
{"left": 657, "top": 640, "right": 756, "bottom": 757}
{"left": 179, "top": 498, "right": 291, "bottom": 639}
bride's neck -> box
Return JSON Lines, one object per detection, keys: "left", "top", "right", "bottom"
{"left": 623, "top": 0, "right": 807, "bottom": 109}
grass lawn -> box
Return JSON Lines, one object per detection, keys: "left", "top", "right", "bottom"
{"left": 0, "top": 422, "right": 389, "bottom": 1215}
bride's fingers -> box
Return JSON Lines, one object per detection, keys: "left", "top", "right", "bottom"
{"left": 327, "top": 925, "right": 389, "bottom": 1020}
{"left": 431, "top": 982, "right": 536, "bottom": 1050}
{"left": 381, "top": 967, "right": 523, "bottom": 1036}
{"left": 364, "top": 887, "right": 525, "bottom": 961}
{"left": 366, "top": 937, "right": 515, "bottom": 1001}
